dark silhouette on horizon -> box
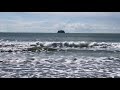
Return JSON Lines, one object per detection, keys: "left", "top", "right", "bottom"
{"left": 57, "top": 30, "right": 65, "bottom": 33}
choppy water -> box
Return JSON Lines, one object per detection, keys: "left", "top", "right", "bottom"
{"left": 0, "top": 33, "right": 120, "bottom": 78}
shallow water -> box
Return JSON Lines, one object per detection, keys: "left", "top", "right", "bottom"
{"left": 0, "top": 50, "right": 120, "bottom": 78}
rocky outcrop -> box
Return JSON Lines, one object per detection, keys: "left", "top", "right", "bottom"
{"left": 57, "top": 30, "right": 65, "bottom": 33}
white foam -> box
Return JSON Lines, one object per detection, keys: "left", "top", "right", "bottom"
{"left": 1, "top": 41, "right": 120, "bottom": 52}
{"left": 0, "top": 51, "right": 120, "bottom": 78}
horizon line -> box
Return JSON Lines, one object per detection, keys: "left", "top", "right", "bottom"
{"left": 0, "top": 32, "right": 120, "bottom": 34}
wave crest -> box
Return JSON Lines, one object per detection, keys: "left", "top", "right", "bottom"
{"left": 0, "top": 41, "right": 120, "bottom": 52}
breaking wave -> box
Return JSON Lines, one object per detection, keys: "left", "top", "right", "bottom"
{"left": 0, "top": 40, "right": 120, "bottom": 52}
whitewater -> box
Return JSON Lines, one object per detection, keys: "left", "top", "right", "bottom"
{"left": 0, "top": 33, "right": 120, "bottom": 78}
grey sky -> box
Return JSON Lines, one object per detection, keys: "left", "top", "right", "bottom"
{"left": 0, "top": 12, "right": 120, "bottom": 33}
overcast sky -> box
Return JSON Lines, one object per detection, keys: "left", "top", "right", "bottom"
{"left": 0, "top": 12, "right": 120, "bottom": 33}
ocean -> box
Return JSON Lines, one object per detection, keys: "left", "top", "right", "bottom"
{"left": 0, "top": 33, "right": 120, "bottom": 78}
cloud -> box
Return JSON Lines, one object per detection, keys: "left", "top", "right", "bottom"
{"left": 25, "top": 12, "right": 120, "bottom": 18}
{"left": 0, "top": 18, "right": 120, "bottom": 33}
{"left": 0, "top": 12, "right": 120, "bottom": 33}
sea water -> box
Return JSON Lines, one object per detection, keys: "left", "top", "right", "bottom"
{"left": 0, "top": 33, "right": 120, "bottom": 78}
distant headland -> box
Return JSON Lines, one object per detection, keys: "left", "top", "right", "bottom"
{"left": 57, "top": 30, "right": 65, "bottom": 33}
